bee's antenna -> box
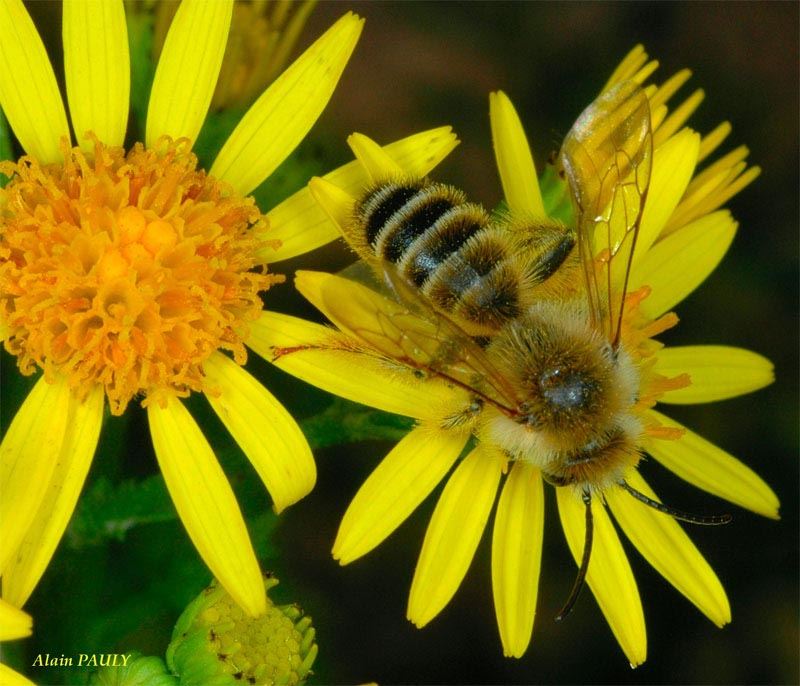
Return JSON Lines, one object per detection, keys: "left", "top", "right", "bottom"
{"left": 618, "top": 480, "right": 732, "bottom": 525}
{"left": 555, "top": 490, "right": 593, "bottom": 622}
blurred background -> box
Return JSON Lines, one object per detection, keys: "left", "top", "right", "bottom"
{"left": 5, "top": 1, "right": 799, "bottom": 684}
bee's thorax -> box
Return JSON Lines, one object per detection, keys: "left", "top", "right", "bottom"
{"left": 482, "top": 300, "right": 642, "bottom": 491}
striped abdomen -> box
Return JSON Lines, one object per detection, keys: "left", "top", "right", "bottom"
{"left": 350, "top": 179, "right": 573, "bottom": 335}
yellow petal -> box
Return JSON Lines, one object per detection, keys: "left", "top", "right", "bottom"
{"left": 646, "top": 410, "right": 780, "bottom": 519}
{"left": 248, "top": 311, "right": 456, "bottom": 419}
{"left": 211, "top": 12, "right": 364, "bottom": 195}
{"left": 407, "top": 446, "right": 504, "bottom": 627}
{"left": 631, "top": 60, "right": 659, "bottom": 86}
{"left": 556, "top": 488, "right": 646, "bottom": 667}
{"left": 491, "top": 461, "right": 544, "bottom": 658}
{"left": 262, "top": 127, "right": 459, "bottom": 263}
{"left": 648, "top": 68, "right": 692, "bottom": 111}
{"left": 655, "top": 346, "right": 774, "bottom": 404}
{"left": 684, "top": 145, "right": 751, "bottom": 203}
{"left": 606, "top": 471, "right": 730, "bottom": 627}
{"left": 203, "top": 351, "right": 315, "bottom": 514}
{"left": 63, "top": 0, "right": 129, "bottom": 150}
{"left": 602, "top": 45, "right": 648, "bottom": 91}
{"left": 0, "top": 599, "right": 31, "bottom": 641}
{"left": 0, "top": 376, "right": 70, "bottom": 574}
{"left": 347, "top": 132, "right": 403, "bottom": 181}
{"left": 653, "top": 89, "right": 705, "bottom": 149}
{"left": 0, "top": 664, "right": 34, "bottom": 686}
{"left": 666, "top": 150, "right": 761, "bottom": 235}
{"left": 333, "top": 426, "right": 467, "bottom": 564}
{"left": 489, "top": 91, "right": 545, "bottom": 217}
{"left": 629, "top": 210, "right": 736, "bottom": 319}
{"left": 307, "top": 176, "right": 354, "bottom": 235}
{"left": 698, "top": 121, "right": 732, "bottom": 163}
{"left": 294, "top": 269, "right": 395, "bottom": 341}
{"left": 0, "top": 0, "right": 70, "bottom": 162}
{"left": 147, "top": 396, "right": 266, "bottom": 616}
{"left": 636, "top": 129, "right": 700, "bottom": 256}
{"left": 146, "top": 0, "right": 232, "bottom": 148}
{"left": 2, "top": 386, "right": 104, "bottom": 607}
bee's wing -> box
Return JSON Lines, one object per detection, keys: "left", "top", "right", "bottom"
{"left": 315, "top": 263, "right": 522, "bottom": 414}
{"left": 560, "top": 80, "right": 653, "bottom": 347}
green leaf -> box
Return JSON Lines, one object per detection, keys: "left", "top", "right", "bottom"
{"left": 300, "top": 398, "right": 414, "bottom": 450}
{"left": 192, "top": 107, "right": 245, "bottom": 170}
{"left": 66, "top": 475, "right": 177, "bottom": 547}
{"left": 539, "top": 164, "right": 574, "bottom": 224}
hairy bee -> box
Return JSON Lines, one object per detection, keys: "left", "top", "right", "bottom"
{"left": 325, "top": 81, "right": 651, "bottom": 498}
{"left": 291, "top": 80, "right": 729, "bottom": 618}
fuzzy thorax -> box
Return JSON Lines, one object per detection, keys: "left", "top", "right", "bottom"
{"left": 481, "top": 300, "right": 643, "bottom": 490}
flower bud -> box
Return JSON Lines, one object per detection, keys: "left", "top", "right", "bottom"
{"left": 89, "top": 653, "right": 176, "bottom": 686}
{"left": 167, "top": 576, "right": 317, "bottom": 686}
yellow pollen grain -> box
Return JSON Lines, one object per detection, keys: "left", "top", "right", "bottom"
{"left": 0, "top": 136, "right": 278, "bottom": 414}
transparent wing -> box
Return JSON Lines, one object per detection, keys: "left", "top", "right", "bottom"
{"left": 560, "top": 80, "right": 653, "bottom": 347}
{"left": 312, "top": 265, "right": 523, "bottom": 414}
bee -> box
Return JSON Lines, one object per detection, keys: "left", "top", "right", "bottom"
{"left": 284, "top": 80, "right": 729, "bottom": 619}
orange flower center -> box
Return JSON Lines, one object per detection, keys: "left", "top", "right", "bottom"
{"left": 0, "top": 136, "right": 280, "bottom": 414}
{"left": 620, "top": 286, "right": 690, "bottom": 440}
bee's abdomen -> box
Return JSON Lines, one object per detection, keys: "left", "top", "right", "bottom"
{"left": 354, "top": 180, "right": 522, "bottom": 333}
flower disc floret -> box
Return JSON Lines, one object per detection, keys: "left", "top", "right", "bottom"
{"left": 0, "top": 136, "right": 280, "bottom": 414}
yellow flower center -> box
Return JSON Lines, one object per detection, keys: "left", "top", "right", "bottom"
{"left": 0, "top": 136, "right": 280, "bottom": 414}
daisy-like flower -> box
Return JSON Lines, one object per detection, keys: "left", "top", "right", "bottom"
{"left": 0, "top": 598, "right": 33, "bottom": 686}
{"left": 0, "top": 0, "right": 457, "bottom": 619}
{"left": 0, "top": 0, "right": 460, "bottom": 617}
{"left": 252, "top": 46, "right": 779, "bottom": 664}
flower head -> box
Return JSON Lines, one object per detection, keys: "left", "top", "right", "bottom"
{"left": 257, "top": 46, "right": 778, "bottom": 664}
{"left": 0, "top": 0, "right": 366, "bottom": 616}
{"left": 89, "top": 653, "right": 176, "bottom": 686}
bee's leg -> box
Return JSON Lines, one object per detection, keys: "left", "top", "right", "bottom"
{"left": 555, "top": 489, "right": 593, "bottom": 622}
{"left": 618, "top": 480, "right": 732, "bottom": 525}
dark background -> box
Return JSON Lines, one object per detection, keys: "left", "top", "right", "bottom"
{"left": 7, "top": 2, "right": 799, "bottom": 685}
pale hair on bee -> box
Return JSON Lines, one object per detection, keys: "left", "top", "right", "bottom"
{"left": 281, "top": 79, "right": 731, "bottom": 621}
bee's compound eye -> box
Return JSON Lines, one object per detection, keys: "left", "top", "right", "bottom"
{"left": 539, "top": 367, "right": 595, "bottom": 410}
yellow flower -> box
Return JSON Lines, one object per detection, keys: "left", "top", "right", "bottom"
{"left": 253, "top": 46, "right": 778, "bottom": 664}
{"left": 0, "top": 0, "right": 370, "bottom": 617}
{"left": 0, "top": 598, "right": 33, "bottom": 686}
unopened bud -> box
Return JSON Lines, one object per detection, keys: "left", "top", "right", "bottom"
{"left": 167, "top": 576, "right": 317, "bottom": 686}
